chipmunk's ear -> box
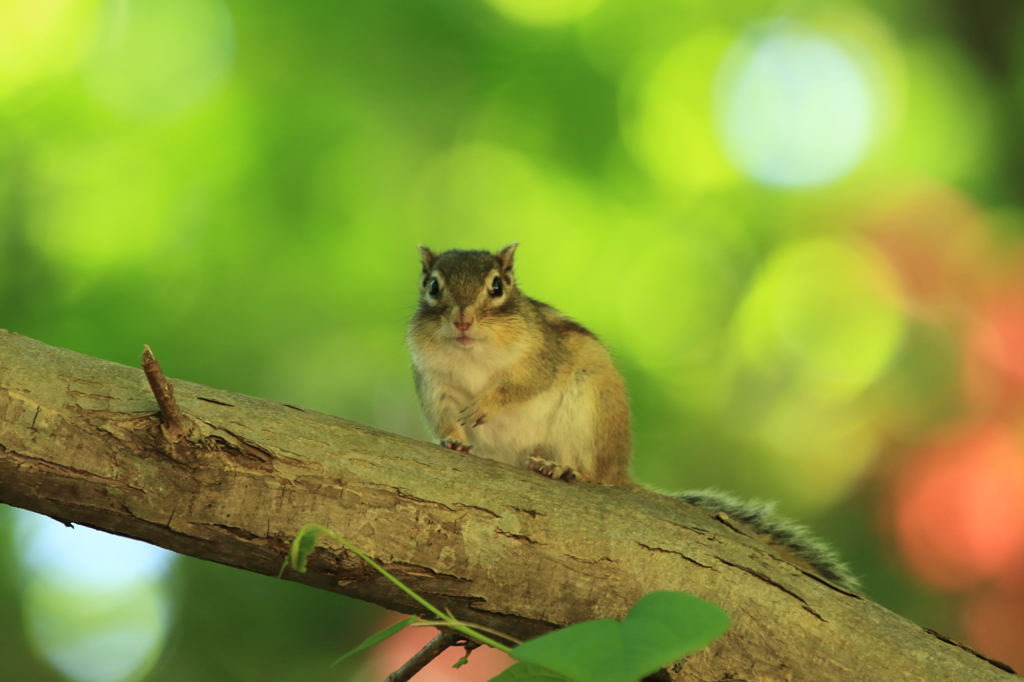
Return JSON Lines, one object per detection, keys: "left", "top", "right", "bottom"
{"left": 418, "top": 245, "right": 438, "bottom": 275}
{"left": 496, "top": 242, "right": 518, "bottom": 274}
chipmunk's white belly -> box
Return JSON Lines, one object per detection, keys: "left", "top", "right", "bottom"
{"left": 468, "top": 392, "right": 562, "bottom": 466}
{"left": 421, "top": 343, "right": 594, "bottom": 470}
{"left": 469, "top": 380, "right": 595, "bottom": 473}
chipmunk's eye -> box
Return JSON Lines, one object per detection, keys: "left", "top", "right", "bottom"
{"left": 427, "top": 278, "right": 440, "bottom": 297}
{"left": 488, "top": 276, "right": 503, "bottom": 298}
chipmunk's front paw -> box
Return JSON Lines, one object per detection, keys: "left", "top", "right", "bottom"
{"left": 458, "top": 404, "right": 487, "bottom": 428}
{"left": 527, "top": 456, "right": 578, "bottom": 483}
{"left": 440, "top": 437, "right": 473, "bottom": 454}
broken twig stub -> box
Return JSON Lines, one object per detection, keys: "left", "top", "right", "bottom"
{"left": 142, "top": 344, "right": 187, "bottom": 443}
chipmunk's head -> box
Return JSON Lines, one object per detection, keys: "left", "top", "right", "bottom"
{"left": 412, "top": 243, "right": 523, "bottom": 348}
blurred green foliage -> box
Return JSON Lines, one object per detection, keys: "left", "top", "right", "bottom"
{"left": 4, "top": 0, "right": 1024, "bottom": 678}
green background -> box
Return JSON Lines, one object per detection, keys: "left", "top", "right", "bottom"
{"left": 3, "top": 0, "right": 1024, "bottom": 679}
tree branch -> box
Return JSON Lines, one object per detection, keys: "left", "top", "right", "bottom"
{"left": 384, "top": 631, "right": 464, "bottom": 682}
{"left": 0, "top": 330, "right": 1014, "bottom": 681}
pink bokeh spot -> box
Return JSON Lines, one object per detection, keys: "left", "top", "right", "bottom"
{"left": 369, "top": 612, "right": 515, "bottom": 682}
{"left": 894, "top": 424, "right": 1024, "bottom": 590}
{"left": 865, "top": 186, "right": 986, "bottom": 315}
{"left": 964, "top": 290, "right": 1024, "bottom": 408}
{"left": 963, "top": 586, "right": 1024, "bottom": 673}
{"left": 971, "top": 296, "right": 1024, "bottom": 383}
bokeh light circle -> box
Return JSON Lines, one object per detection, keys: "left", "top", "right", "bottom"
{"left": 624, "top": 29, "right": 739, "bottom": 192}
{"left": 17, "top": 511, "right": 176, "bottom": 589}
{"left": 15, "top": 511, "right": 177, "bottom": 682}
{"left": 715, "top": 19, "right": 878, "bottom": 187}
{"left": 893, "top": 425, "right": 1024, "bottom": 590}
{"left": 85, "top": 0, "right": 234, "bottom": 119}
{"left": 964, "top": 290, "right": 1024, "bottom": 408}
{"left": 23, "top": 580, "right": 172, "bottom": 682}
{"left": 0, "top": 0, "right": 98, "bottom": 98}
{"left": 734, "top": 237, "right": 905, "bottom": 398}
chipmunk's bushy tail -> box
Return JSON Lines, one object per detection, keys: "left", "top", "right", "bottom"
{"left": 675, "top": 489, "right": 860, "bottom": 592}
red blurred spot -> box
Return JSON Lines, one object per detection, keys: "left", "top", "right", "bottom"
{"left": 370, "top": 612, "right": 514, "bottom": 682}
{"left": 964, "top": 291, "right": 1024, "bottom": 408}
{"left": 893, "top": 424, "right": 1024, "bottom": 590}
{"left": 864, "top": 186, "right": 985, "bottom": 314}
{"left": 963, "top": 586, "right": 1024, "bottom": 673}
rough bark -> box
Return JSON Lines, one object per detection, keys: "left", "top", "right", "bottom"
{"left": 0, "top": 330, "right": 1014, "bottom": 682}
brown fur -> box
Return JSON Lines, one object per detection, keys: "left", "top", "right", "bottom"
{"left": 408, "top": 243, "right": 632, "bottom": 486}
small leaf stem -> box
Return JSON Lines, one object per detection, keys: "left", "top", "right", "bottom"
{"left": 290, "top": 524, "right": 514, "bottom": 653}
{"left": 415, "top": 621, "right": 523, "bottom": 645}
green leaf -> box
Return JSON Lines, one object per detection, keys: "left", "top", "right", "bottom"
{"left": 510, "top": 592, "right": 729, "bottom": 682}
{"left": 452, "top": 655, "right": 469, "bottom": 669}
{"left": 487, "top": 662, "right": 575, "bottom": 682}
{"left": 289, "top": 523, "right": 324, "bottom": 573}
{"left": 330, "top": 617, "right": 419, "bottom": 667}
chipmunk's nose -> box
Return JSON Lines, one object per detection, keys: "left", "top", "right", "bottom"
{"left": 452, "top": 308, "right": 474, "bottom": 332}
{"left": 452, "top": 307, "right": 475, "bottom": 333}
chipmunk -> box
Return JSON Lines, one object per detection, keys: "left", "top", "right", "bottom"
{"left": 407, "top": 242, "right": 631, "bottom": 486}
{"left": 407, "top": 244, "right": 859, "bottom": 591}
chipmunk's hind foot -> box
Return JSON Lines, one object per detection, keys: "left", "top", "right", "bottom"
{"left": 441, "top": 437, "right": 473, "bottom": 454}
